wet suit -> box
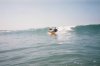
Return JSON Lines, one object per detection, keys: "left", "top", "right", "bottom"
{"left": 54, "top": 28, "right": 58, "bottom": 32}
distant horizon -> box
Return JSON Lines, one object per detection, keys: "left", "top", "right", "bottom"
{"left": 0, "top": 23, "right": 100, "bottom": 30}
{"left": 0, "top": 0, "right": 100, "bottom": 30}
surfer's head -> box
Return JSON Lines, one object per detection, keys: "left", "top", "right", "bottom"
{"left": 49, "top": 28, "right": 52, "bottom": 30}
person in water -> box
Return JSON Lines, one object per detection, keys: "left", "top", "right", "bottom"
{"left": 48, "top": 27, "right": 58, "bottom": 39}
{"left": 48, "top": 27, "right": 58, "bottom": 33}
{"left": 48, "top": 27, "right": 58, "bottom": 38}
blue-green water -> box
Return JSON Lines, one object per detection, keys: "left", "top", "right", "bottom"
{"left": 0, "top": 24, "right": 100, "bottom": 66}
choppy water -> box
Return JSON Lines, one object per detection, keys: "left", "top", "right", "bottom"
{"left": 0, "top": 24, "right": 100, "bottom": 66}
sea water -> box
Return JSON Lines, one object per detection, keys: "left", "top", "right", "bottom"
{"left": 0, "top": 24, "right": 100, "bottom": 66}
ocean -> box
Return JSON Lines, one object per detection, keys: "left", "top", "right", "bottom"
{"left": 0, "top": 24, "right": 100, "bottom": 66}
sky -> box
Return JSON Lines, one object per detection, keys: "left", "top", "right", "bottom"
{"left": 0, "top": 0, "right": 100, "bottom": 30}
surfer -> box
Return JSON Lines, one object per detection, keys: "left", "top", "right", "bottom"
{"left": 48, "top": 27, "right": 58, "bottom": 37}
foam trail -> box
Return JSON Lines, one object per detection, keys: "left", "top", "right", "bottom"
{"left": 56, "top": 26, "right": 75, "bottom": 44}
{"left": 57, "top": 26, "right": 74, "bottom": 34}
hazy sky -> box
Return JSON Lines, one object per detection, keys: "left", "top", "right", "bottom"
{"left": 0, "top": 0, "right": 100, "bottom": 30}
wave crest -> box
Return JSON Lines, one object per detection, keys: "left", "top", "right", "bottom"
{"left": 0, "top": 24, "right": 100, "bottom": 35}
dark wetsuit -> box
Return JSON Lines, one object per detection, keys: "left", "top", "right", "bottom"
{"left": 54, "top": 28, "right": 58, "bottom": 32}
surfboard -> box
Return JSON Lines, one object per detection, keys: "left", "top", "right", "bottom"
{"left": 48, "top": 32, "right": 56, "bottom": 36}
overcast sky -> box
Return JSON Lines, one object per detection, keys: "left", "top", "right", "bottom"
{"left": 0, "top": 0, "right": 100, "bottom": 30}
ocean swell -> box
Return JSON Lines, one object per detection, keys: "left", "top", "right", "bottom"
{"left": 0, "top": 24, "right": 100, "bottom": 35}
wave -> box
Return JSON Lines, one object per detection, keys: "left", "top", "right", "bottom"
{"left": 0, "top": 28, "right": 48, "bottom": 35}
{"left": 72, "top": 24, "right": 100, "bottom": 35}
{"left": 0, "top": 24, "right": 100, "bottom": 35}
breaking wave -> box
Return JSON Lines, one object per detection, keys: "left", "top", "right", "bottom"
{"left": 0, "top": 24, "right": 100, "bottom": 35}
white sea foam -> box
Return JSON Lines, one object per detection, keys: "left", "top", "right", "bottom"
{"left": 57, "top": 26, "right": 74, "bottom": 34}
